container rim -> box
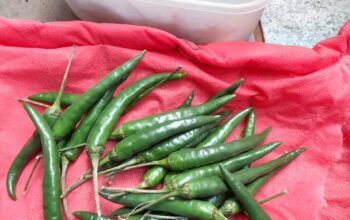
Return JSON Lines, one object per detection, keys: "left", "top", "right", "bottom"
{"left": 132, "top": 0, "right": 273, "bottom": 14}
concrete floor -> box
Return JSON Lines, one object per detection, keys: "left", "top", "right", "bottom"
{"left": 0, "top": 0, "right": 77, "bottom": 21}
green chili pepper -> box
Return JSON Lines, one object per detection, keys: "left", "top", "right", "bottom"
{"left": 141, "top": 166, "right": 169, "bottom": 189}
{"left": 62, "top": 88, "right": 116, "bottom": 161}
{"left": 63, "top": 90, "right": 203, "bottom": 196}
{"left": 110, "top": 94, "right": 235, "bottom": 139}
{"left": 207, "top": 78, "right": 243, "bottom": 101}
{"left": 135, "top": 90, "right": 195, "bottom": 190}
{"left": 29, "top": 75, "right": 187, "bottom": 112}
{"left": 166, "top": 141, "right": 281, "bottom": 187}
{"left": 22, "top": 102, "right": 63, "bottom": 220}
{"left": 103, "top": 123, "right": 219, "bottom": 192}
{"left": 99, "top": 191, "right": 228, "bottom": 220}
{"left": 244, "top": 110, "right": 255, "bottom": 138}
{"left": 99, "top": 115, "right": 219, "bottom": 167}
{"left": 86, "top": 69, "right": 187, "bottom": 216}
{"left": 219, "top": 164, "right": 271, "bottom": 220}
{"left": 53, "top": 50, "right": 146, "bottom": 140}
{"left": 104, "top": 148, "right": 304, "bottom": 216}
{"left": 28, "top": 92, "right": 80, "bottom": 107}
{"left": 124, "top": 68, "right": 185, "bottom": 112}
{"left": 101, "top": 122, "right": 219, "bottom": 175}
{"left": 75, "top": 211, "right": 187, "bottom": 220}
{"left": 60, "top": 86, "right": 118, "bottom": 219}
{"left": 6, "top": 46, "right": 75, "bottom": 200}
{"left": 112, "top": 194, "right": 226, "bottom": 217}
{"left": 220, "top": 171, "right": 278, "bottom": 217}
{"left": 104, "top": 128, "right": 216, "bottom": 194}
{"left": 204, "top": 194, "right": 227, "bottom": 208}
{"left": 161, "top": 128, "right": 270, "bottom": 171}
{"left": 106, "top": 89, "right": 197, "bottom": 188}
{"left": 111, "top": 207, "right": 134, "bottom": 216}
{"left": 196, "top": 107, "right": 252, "bottom": 148}
{"left": 119, "top": 128, "right": 271, "bottom": 172}
{"left": 137, "top": 128, "right": 215, "bottom": 190}
{"left": 243, "top": 109, "right": 256, "bottom": 169}
{"left": 177, "top": 90, "right": 194, "bottom": 109}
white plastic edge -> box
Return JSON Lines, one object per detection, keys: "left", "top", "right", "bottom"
{"left": 132, "top": 0, "right": 273, "bottom": 14}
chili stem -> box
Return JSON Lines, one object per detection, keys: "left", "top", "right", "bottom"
{"left": 108, "top": 192, "right": 127, "bottom": 199}
{"left": 61, "top": 168, "right": 91, "bottom": 198}
{"left": 18, "top": 99, "right": 51, "bottom": 109}
{"left": 59, "top": 143, "right": 86, "bottom": 152}
{"left": 52, "top": 45, "right": 76, "bottom": 109}
{"left": 103, "top": 161, "right": 160, "bottom": 178}
{"left": 91, "top": 155, "right": 102, "bottom": 218}
{"left": 61, "top": 156, "right": 71, "bottom": 220}
{"left": 236, "top": 127, "right": 244, "bottom": 140}
{"left": 23, "top": 155, "right": 42, "bottom": 195}
{"left": 98, "top": 157, "right": 139, "bottom": 176}
{"left": 107, "top": 173, "right": 116, "bottom": 186}
{"left": 102, "top": 186, "right": 165, "bottom": 194}
{"left": 259, "top": 190, "right": 287, "bottom": 204}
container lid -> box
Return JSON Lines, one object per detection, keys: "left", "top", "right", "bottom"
{"left": 133, "top": 0, "right": 273, "bottom": 14}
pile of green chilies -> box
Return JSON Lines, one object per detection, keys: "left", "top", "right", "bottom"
{"left": 6, "top": 48, "right": 306, "bottom": 220}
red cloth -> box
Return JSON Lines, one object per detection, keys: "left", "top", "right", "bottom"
{"left": 0, "top": 17, "right": 350, "bottom": 220}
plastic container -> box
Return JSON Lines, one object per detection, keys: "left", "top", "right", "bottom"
{"left": 65, "top": 0, "right": 272, "bottom": 44}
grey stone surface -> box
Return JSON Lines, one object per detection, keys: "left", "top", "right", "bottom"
{"left": 261, "top": 0, "right": 350, "bottom": 48}
{"left": 0, "top": 0, "right": 77, "bottom": 21}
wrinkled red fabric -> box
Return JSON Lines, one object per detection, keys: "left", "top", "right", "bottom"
{"left": 0, "top": 17, "right": 350, "bottom": 220}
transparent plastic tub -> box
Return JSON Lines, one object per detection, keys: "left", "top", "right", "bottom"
{"left": 65, "top": 0, "right": 272, "bottom": 44}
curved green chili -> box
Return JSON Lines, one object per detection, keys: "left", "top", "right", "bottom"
{"left": 119, "top": 128, "right": 271, "bottom": 172}
{"left": 135, "top": 90, "right": 195, "bottom": 189}
{"left": 99, "top": 191, "right": 228, "bottom": 220}
{"left": 107, "top": 89, "right": 196, "bottom": 187}
{"left": 164, "top": 147, "right": 306, "bottom": 194}
{"left": 196, "top": 107, "right": 252, "bottom": 148}
{"left": 64, "top": 90, "right": 203, "bottom": 196}
{"left": 140, "top": 166, "right": 169, "bottom": 189}
{"left": 243, "top": 109, "right": 256, "bottom": 169}
{"left": 22, "top": 103, "right": 63, "bottom": 220}
{"left": 124, "top": 68, "right": 185, "bottom": 112}
{"left": 136, "top": 128, "right": 215, "bottom": 190}
{"left": 75, "top": 211, "right": 187, "bottom": 220}
{"left": 112, "top": 207, "right": 134, "bottom": 216}
{"left": 219, "top": 164, "right": 271, "bottom": 220}
{"left": 104, "top": 147, "right": 305, "bottom": 215}
{"left": 244, "top": 109, "right": 255, "bottom": 138}
{"left": 111, "top": 194, "right": 226, "bottom": 217}
{"left": 60, "top": 86, "right": 117, "bottom": 219}
{"left": 204, "top": 194, "right": 227, "bottom": 208}
{"left": 86, "top": 69, "right": 187, "bottom": 216}
{"left": 53, "top": 50, "right": 146, "bottom": 140}
{"left": 111, "top": 94, "right": 235, "bottom": 139}
{"left": 207, "top": 78, "right": 243, "bottom": 101}
{"left": 101, "top": 122, "right": 218, "bottom": 175}
{"left": 6, "top": 46, "right": 75, "bottom": 200}
{"left": 177, "top": 90, "right": 194, "bottom": 109}
{"left": 166, "top": 141, "right": 281, "bottom": 187}
{"left": 219, "top": 170, "right": 278, "bottom": 217}
{"left": 99, "top": 115, "right": 219, "bottom": 167}
{"left": 29, "top": 92, "right": 80, "bottom": 107}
